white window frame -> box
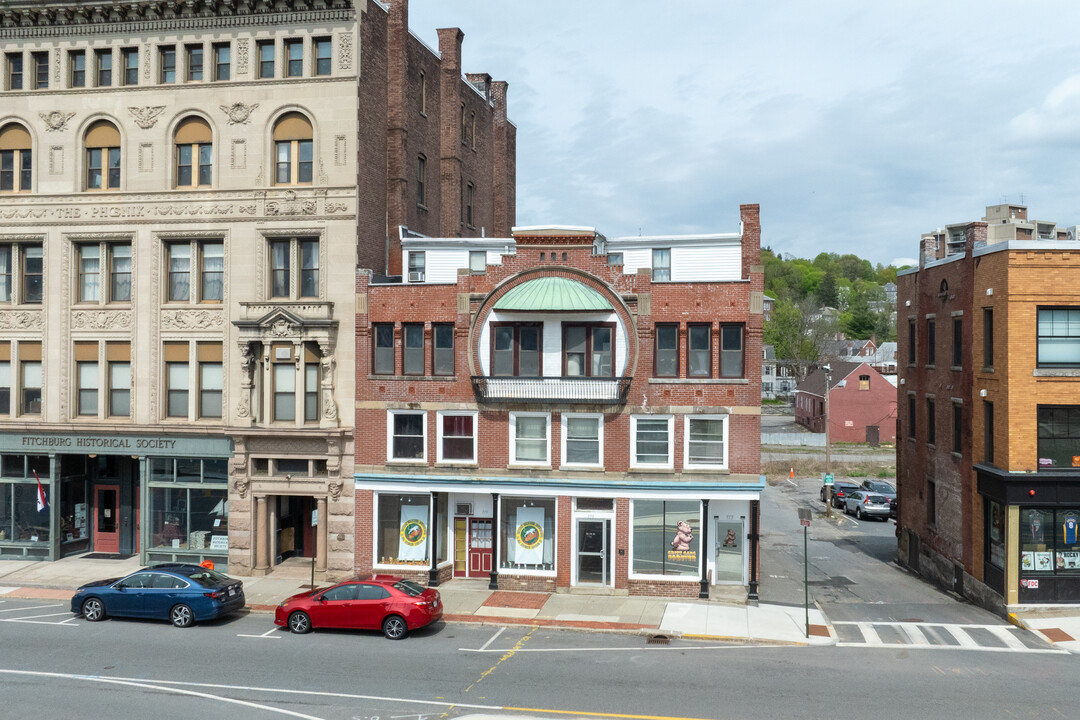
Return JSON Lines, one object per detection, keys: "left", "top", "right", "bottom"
{"left": 627, "top": 498, "right": 704, "bottom": 582}
{"left": 436, "top": 410, "right": 478, "bottom": 465}
{"left": 560, "top": 413, "right": 604, "bottom": 470}
{"left": 630, "top": 414, "right": 674, "bottom": 470}
{"left": 509, "top": 411, "right": 551, "bottom": 467}
{"left": 387, "top": 409, "right": 427, "bottom": 464}
{"left": 683, "top": 414, "right": 729, "bottom": 470}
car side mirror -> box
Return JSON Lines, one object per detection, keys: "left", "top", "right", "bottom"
{"left": 316, "top": 594, "right": 325, "bottom": 602}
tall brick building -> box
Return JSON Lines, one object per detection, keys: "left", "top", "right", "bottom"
{"left": 353, "top": 206, "right": 765, "bottom": 598}
{"left": 898, "top": 204, "right": 1080, "bottom": 609}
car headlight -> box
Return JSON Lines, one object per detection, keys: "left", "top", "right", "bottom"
{"left": 278, "top": 602, "right": 287, "bottom": 609}
{"left": 74, "top": 588, "right": 84, "bottom": 594}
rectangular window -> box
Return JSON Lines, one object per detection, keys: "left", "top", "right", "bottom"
{"left": 952, "top": 317, "right": 962, "bottom": 367}
{"left": 272, "top": 348, "right": 295, "bottom": 422}
{"left": 986, "top": 500, "right": 1005, "bottom": 569}
{"left": 563, "top": 414, "right": 601, "bottom": 466}
{"left": 491, "top": 323, "right": 541, "bottom": 376}
{"left": 304, "top": 350, "right": 319, "bottom": 422}
{"left": 94, "top": 49, "right": 112, "bottom": 86}
{"left": 859, "top": 374, "right": 870, "bottom": 390}
{"left": 257, "top": 40, "right": 274, "bottom": 78}
{"left": 652, "top": 248, "right": 670, "bottom": 281}
{"left": 284, "top": 39, "right": 302, "bottom": 77}
{"left": 908, "top": 318, "right": 916, "bottom": 364}
{"left": 983, "top": 308, "right": 993, "bottom": 369}
{"left": 107, "top": 343, "right": 130, "bottom": 417}
{"left": 465, "top": 182, "right": 474, "bottom": 226}
{"left": 908, "top": 395, "right": 916, "bottom": 440}
{"left": 563, "top": 324, "right": 613, "bottom": 377}
{"left": 632, "top": 499, "right": 699, "bottom": 576}
{"left": 69, "top": 50, "right": 85, "bottom": 87}
{"left": 0, "top": 343, "right": 9, "bottom": 414}
{"left": 22, "top": 246, "right": 42, "bottom": 304}
{"left": 32, "top": 52, "right": 48, "bottom": 89}
{"left": 389, "top": 411, "right": 425, "bottom": 461}
{"left": 407, "top": 251, "right": 425, "bottom": 282}
{"left": 164, "top": 343, "right": 189, "bottom": 418}
{"left": 122, "top": 47, "right": 138, "bottom": 85}
{"left": 927, "top": 480, "right": 936, "bottom": 527}
{"left": 511, "top": 413, "right": 549, "bottom": 465}
{"left": 186, "top": 44, "right": 203, "bottom": 81}
{"left": 300, "top": 240, "right": 318, "bottom": 298}
{"left": 607, "top": 252, "right": 623, "bottom": 266}
{"left": 20, "top": 344, "right": 41, "bottom": 415}
{"left": 720, "top": 325, "right": 744, "bottom": 377}
{"left": 314, "top": 37, "right": 331, "bottom": 76}
{"left": 1036, "top": 406, "right": 1080, "bottom": 469}
{"left": 654, "top": 324, "right": 678, "bottom": 377}
{"left": 633, "top": 415, "right": 672, "bottom": 468}
{"left": 952, "top": 403, "right": 962, "bottom": 454}
{"left": 0, "top": 246, "right": 8, "bottom": 301}
{"left": 270, "top": 240, "right": 289, "bottom": 298}
{"left": 438, "top": 412, "right": 475, "bottom": 463}
{"left": 213, "top": 43, "right": 230, "bottom": 81}
{"left": 201, "top": 242, "right": 223, "bottom": 302}
{"left": 167, "top": 243, "right": 191, "bottom": 302}
{"left": 198, "top": 343, "right": 222, "bottom": 419}
{"left": 77, "top": 360, "right": 98, "bottom": 416}
{"left": 7, "top": 53, "right": 23, "bottom": 90}
{"left": 1037, "top": 308, "right": 1080, "bottom": 367}
{"left": 106, "top": 243, "right": 133, "bottom": 302}
{"left": 373, "top": 323, "right": 395, "bottom": 375}
{"left": 433, "top": 323, "right": 454, "bottom": 376}
{"left": 687, "top": 324, "right": 711, "bottom": 377}
{"left": 267, "top": 236, "right": 317, "bottom": 300}
{"left": 417, "top": 155, "right": 426, "bottom": 205}
{"left": 984, "top": 401, "right": 994, "bottom": 464}
{"left": 1019, "top": 508, "right": 1080, "bottom": 576}
{"left": 469, "top": 251, "right": 486, "bottom": 274}
{"left": 377, "top": 493, "right": 432, "bottom": 566}
{"left": 160, "top": 46, "right": 176, "bottom": 83}
{"left": 686, "top": 416, "right": 726, "bottom": 467}
{"left": 78, "top": 245, "right": 101, "bottom": 303}
{"left": 926, "top": 319, "right": 936, "bottom": 365}
{"left": 927, "top": 398, "right": 936, "bottom": 446}
{"left": 403, "top": 323, "right": 424, "bottom": 376}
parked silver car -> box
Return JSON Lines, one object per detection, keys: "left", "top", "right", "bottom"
{"left": 844, "top": 490, "right": 891, "bottom": 520}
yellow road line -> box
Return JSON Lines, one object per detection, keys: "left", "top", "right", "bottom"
{"left": 505, "top": 706, "right": 717, "bottom": 720}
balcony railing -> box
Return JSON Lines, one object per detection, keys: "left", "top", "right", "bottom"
{"left": 471, "top": 376, "right": 632, "bottom": 404}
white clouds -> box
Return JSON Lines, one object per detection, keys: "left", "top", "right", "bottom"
{"left": 1010, "top": 74, "right": 1080, "bottom": 144}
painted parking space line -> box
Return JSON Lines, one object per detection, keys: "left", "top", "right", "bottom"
{"left": 0, "top": 617, "right": 78, "bottom": 626}
{"left": 478, "top": 626, "right": 506, "bottom": 651}
{"left": 0, "top": 603, "right": 61, "bottom": 614}
{"left": 238, "top": 626, "right": 281, "bottom": 639}
{"left": 0, "top": 611, "right": 73, "bottom": 621}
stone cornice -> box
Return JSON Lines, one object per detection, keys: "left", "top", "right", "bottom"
{"left": 0, "top": 1, "right": 355, "bottom": 40}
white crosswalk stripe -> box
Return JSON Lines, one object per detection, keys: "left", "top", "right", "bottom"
{"left": 833, "top": 621, "right": 1068, "bottom": 654}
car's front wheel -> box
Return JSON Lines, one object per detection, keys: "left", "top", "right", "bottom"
{"left": 382, "top": 614, "right": 408, "bottom": 640}
{"left": 82, "top": 597, "right": 106, "bottom": 622}
{"left": 170, "top": 604, "right": 194, "bottom": 628}
{"left": 288, "top": 611, "right": 311, "bottom": 634}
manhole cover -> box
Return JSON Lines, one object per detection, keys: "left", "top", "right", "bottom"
{"left": 647, "top": 634, "right": 671, "bottom": 645}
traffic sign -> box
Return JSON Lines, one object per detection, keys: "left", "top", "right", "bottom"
{"left": 823, "top": 473, "right": 834, "bottom": 485}
{"left": 797, "top": 508, "right": 812, "bottom": 526}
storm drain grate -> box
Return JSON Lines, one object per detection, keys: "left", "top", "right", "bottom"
{"left": 647, "top": 634, "right": 671, "bottom": 645}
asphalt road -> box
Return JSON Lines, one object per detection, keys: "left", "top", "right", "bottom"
{"left": 1, "top": 594, "right": 1077, "bottom": 720}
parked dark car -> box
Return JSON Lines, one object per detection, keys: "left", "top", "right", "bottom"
{"left": 844, "top": 490, "right": 892, "bottom": 520}
{"left": 820, "top": 480, "right": 860, "bottom": 508}
{"left": 275, "top": 575, "right": 442, "bottom": 639}
{"left": 71, "top": 563, "right": 244, "bottom": 627}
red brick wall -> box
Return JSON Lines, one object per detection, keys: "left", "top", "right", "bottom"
{"left": 827, "top": 366, "right": 897, "bottom": 443}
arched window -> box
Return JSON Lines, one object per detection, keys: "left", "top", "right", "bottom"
{"left": 85, "top": 120, "right": 121, "bottom": 190}
{"left": 272, "top": 112, "right": 312, "bottom": 186}
{"left": 0, "top": 123, "right": 32, "bottom": 193}
{"left": 174, "top": 116, "right": 212, "bottom": 188}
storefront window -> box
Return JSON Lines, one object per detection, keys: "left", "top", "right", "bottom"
{"left": 150, "top": 486, "right": 227, "bottom": 552}
{"left": 377, "top": 493, "right": 430, "bottom": 566}
{"left": 986, "top": 499, "right": 1004, "bottom": 569}
{"left": 631, "top": 499, "right": 699, "bottom": 576}
{"left": 60, "top": 475, "right": 89, "bottom": 550}
{"left": 1020, "top": 508, "right": 1080, "bottom": 574}
{"left": 0, "top": 482, "right": 50, "bottom": 543}
{"left": 500, "top": 496, "right": 555, "bottom": 571}
{"left": 150, "top": 457, "right": 228, "bottom": 483}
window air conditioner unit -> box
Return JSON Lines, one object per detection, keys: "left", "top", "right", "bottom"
{"left": 408, "top": 271, "right": 425, "bottom": 282}
{"left": 456, "top": 503, "right": 473, "bottom": 516}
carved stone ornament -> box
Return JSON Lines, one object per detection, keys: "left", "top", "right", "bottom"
{"left": 161, "top": 309, "right": 224, "bottom": 330}
{"left": 326, "top": 202, "right": 348, "bottom": 213}
{"left": 221, "top": 102, "right": 259, "bottom": 125}
{"left": 40, "top": 111, "right": 75, "bottom": 132}
{"left": 328, "top": 480, "right": 343, "bottom": 502}
{"left": 71, "top": 310, "right": 132, "bottom": 330}
{"left": 128, "top": 106, "right": 166, "bottom": 129}
{"left": 266, "top": 199, "right": 316, "bottom": 216}
{"left": 270, "top": 319, "right": 296, "bottom": 337}
{"left": 0, "top": 311, "right": 43, "bottom": 330}
{"left": 233, "top": 478, "right": 249, "bottom": 499}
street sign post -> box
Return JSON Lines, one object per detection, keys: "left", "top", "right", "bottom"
{"left": 797, "top": 508, "right": 812, "bottom": 638}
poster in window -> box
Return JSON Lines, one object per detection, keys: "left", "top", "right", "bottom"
{"left": 514, "top": 507, "right": 545, "bottom": 565}
{"left": 1058, "top": 551, "right": 1080, "bottom": 570}
{"left": 397, "top": 505, "right": 428, "bottom": 562}
{"left": 1021, "top": 551, "right": 1034, "bottom": 571}
{"left": 1034, "top": 551, "right": 1053, "bottom": 572}
{"left": 1062, "top": 512, "right": 1078, "bottom": 544}
{"left": 1028, "top": 510, "right": 1045, "bottom": 544}
{"left": 667, "top": 518, "right": 696, "bottom": 565}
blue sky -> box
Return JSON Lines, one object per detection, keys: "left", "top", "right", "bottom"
{"left": 406, "top": 1, "right": 1080, "bottom": 267}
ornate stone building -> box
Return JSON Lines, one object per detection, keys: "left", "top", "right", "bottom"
{"left": 0, "top": 0, "right": 514, "bottom": 580}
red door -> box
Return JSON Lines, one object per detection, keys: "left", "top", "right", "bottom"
{"left": 468, "top": 518, "right": 493, "bottom": 576}
{"left": 94, "top": 485, "right": 120, "bottom": 554}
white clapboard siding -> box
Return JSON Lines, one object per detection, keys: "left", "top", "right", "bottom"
{"left": 620, "top": 249, "right": 651, "bottom": 275}
{"left": 670, "top": 245, "right": 742, "bottom": 282}
{"left": 425, "top": 250, "right": 469, "bottom": 283}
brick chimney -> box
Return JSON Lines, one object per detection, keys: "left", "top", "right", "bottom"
{"left": 385, "top": 0, "right": 409, "bottom": 275}
{"left": 491, "top": 79, "right": 513, "bottom": 236}
{"left": 438, "top": 27, "right": 464, "bottom": 237}
{"left": 740, "top": 204, "right": 761, "bottom": 280}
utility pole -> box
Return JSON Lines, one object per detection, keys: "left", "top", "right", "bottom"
{"left": 824, "top": 364, "right": 832, "bottom": 520}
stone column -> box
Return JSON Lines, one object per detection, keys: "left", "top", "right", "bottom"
{"left": 316, "top": 495, "right": 327, "bottom": 573}
{"left": 318, "top": 341, "right": 337, "bottom": 428}
{"left": 254, "top": 495, "right": 269, "bottom": 575}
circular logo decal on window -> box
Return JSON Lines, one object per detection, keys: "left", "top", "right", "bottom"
{"left": 516, "top": 521, "right": 543, "bottom": 549}
{"left": 400, "top": 519, "right": 427, "bottom": 547}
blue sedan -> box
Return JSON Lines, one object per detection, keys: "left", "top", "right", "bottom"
{"left": 71, "top": 563, "right": 245, "bottom": 627}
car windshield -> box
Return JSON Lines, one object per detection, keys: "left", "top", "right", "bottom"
{"left": 869, "top": 482, "right": 894, "bottom": 492}
{"left": 185, "top": 569, "right": 232, "bottom": 586}
{"left": 392, "top": 579, "right": 425, "bottom": 597}
{"left": 868, "top": 495, "right": 887, "bottom": 503}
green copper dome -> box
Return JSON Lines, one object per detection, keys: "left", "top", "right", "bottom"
{"left": 494, "top": 276, "right": 612, "bottom": 312}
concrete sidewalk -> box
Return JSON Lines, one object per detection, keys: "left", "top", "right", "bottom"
{"left": 0, "top": 555, "right": 834, "bottom": 646}
{"left": 1010, "top": 610, "right": 1080, "bottom": 654}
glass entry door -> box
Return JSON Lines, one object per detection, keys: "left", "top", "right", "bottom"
{"left": 93, "top": 484, "right": 120, "bottom": 554}
{"left": 576, "top": 519, "right": 610, "bottom": 585}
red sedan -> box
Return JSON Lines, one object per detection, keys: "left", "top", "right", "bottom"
{"left": 274, "top": 575, "right": 442, "bottom": 639}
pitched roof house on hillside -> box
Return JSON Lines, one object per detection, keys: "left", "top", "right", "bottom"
{"left": 794, "top": 361, "right": 897, "bottom": 444}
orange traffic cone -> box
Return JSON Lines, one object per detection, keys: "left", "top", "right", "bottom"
{"left": 789, "top": 466, "right": 794, "bottom": 479}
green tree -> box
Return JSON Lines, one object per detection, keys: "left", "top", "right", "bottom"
{"left": 816, "top": 271, "right": 838, "bottom": 308}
